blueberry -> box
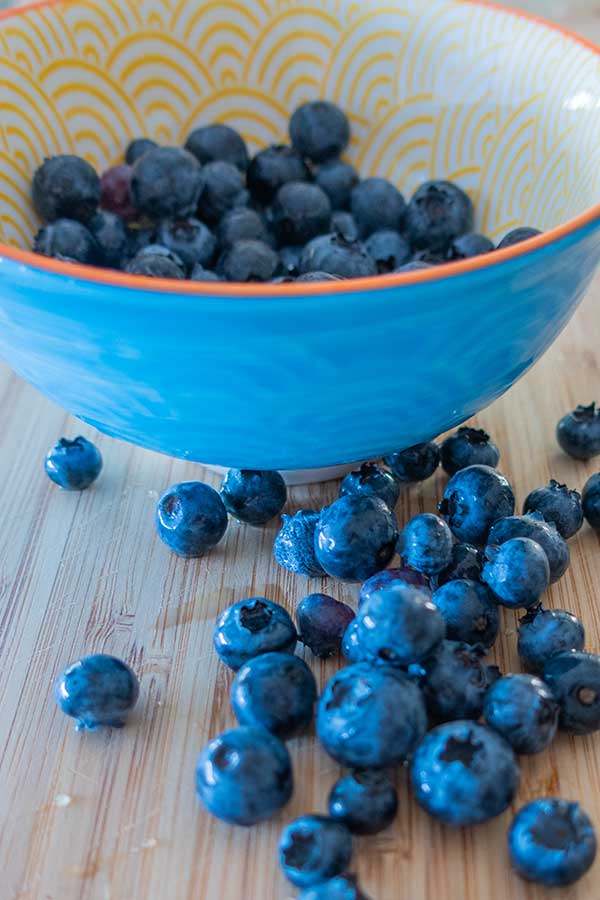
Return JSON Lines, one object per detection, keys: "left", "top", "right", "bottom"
{"left": 518, "top": 605, "right": 585, "bottom": 674}
{"left": 440, "top": 427, "right": 500, "bottom": 476}
{"left": 279, "top": 815, "right": 353, "bottom": 888}
{"left": 583, "top": 473, "right": 600, "bottom": 530}
{"left": 355, "top": 584, "right": 445, "bottom": 666}
{"left": 154, "top": 217, "right": 216, "bottom": 272}
{"left": 45, "top": 435, "right": 102, "bottom": 490}
{"left": 272, "top": 181, "right": 331, "bottom": 245}
{"left": 131, "top": 147, "right": 201, "bottom": 219}
{"left": 314, "top": 494, "right": 398, "bottom": 582}
{"left": 317, "top": 662, "right": 427, "bottom": 768}
{"left": 156, "top": 481, "right": 228, "bottom": 557}
{"left": 430, "top": 543, "right": 483, "bottom": 590}
{"left": 358, "top": 566, "right": 430, "bottom": 606}
{"left": 55, "top": 654, "right": 138, "bottom": 730}
{"left": 432, "top": 579, "right": 499, "bottom": 648}
{"left": 125, "top": 223, "right": 156, "bottom": 258}
{"left": 384, "top": 442, "right": 440, "bottom": 483}
{"left": 296, "top": 271, "right": 341, "bottom": 283}
{"left": 484, "top": 673, "right": 558, "bottom": 755}
{"left": 185, "top": 123, "right": 249, "bottom": 171}
{"left": 279, "top": 244, "right": 303, "bottom": 277}
{"left": 300, "top": 233, "right": 377, "bottom": 278}
{"left": 439, "top": 464, "right": 515, "bottom": 545}
{"left": 328, "top": 769, "right": 398, "bottom": 835}
{"left": 410, "top": 720, "right": 519, "bottom": 825}
{"left": 508, "top": 799, "right": 596, "bottom": 887}
{"left": 34, "top": 218, "right": 100, "bottom": 265}
{"left": 350, "top": 177, "right": 406, "bottom": 238}
{"left": 316, "top": 160, "right": 359, "bottom": 210}
{"left": 33, "top": 154, "right": 100, "bottom": 223}
{"left": 330, "top": 210, "right": 360, "bottom": 242}
{"left": 497, "top": 226, "right": 542, "bottom": 249}
{"left": 557, "top": 403, "right": 600, "bottom": 460}
{"left": 296, "top": 593, "right": 355, "bottom": 658}
{"left": 220, "top": 468, "right": 286, "bottom": 525}
{"left": 213, "top": 597, "right": 297, "bottom": 670}
{"left": 523, "top": 479, "right": 583, "bottom": 539}
{"left": 289, "top": 101, "right": 350, "bottom": 163}
{"left": 125, "top": 250, "right": 185, "bottom": 279}
{"left": 487, "top": 512, "right": 570, "bottom": 584}
{"left": 447, "top": 233, "right": 494, "bottom": 259}
{"left": 364, "top": 230, "right": 412, "bottom": 273}
{"left": 341, "top": 619, "right": 366, "bottom": 663}
{"left": 247, "top": 144, "right": 310, "bottom": 205}
{"left": 274, "top": 509, "right": 324, "bottom": 578}
{"left": 218, "top": 207, "right": 270, "bottom": 250}
{"left": 196, "top": 160, "right": 248, "bottom": 226}
{"left": 297, "top": 874, "right": 372, "bottom": 900}
{"left": 483, "top": 537, "right": 550, "bottom": 608}
{"left": 339, "top": 462, "right": 400, "bottom": 510}
{"left": 419, "top": 640, "right": 499, "bottom": 721}
{"left": 125, "top": 137, "right": 157, "bottom": 165}
{"left": 88, "top": 211, "right": 129, "bottom": 268}
{"left": 196, "top": 726, "right": 292, "bottom": 826}
{"left": 99, "top": 164, "right": 136, "bottom": 220}
{"left": 190, "top": 265, "right": 221, "bottom": 282}
{"left": 394, "top": 260, "right": 433, "bottom": 272}
{"left": 219, "top": 239, "right": 279, "bottom": 282}
{"left": 231, "top": 651, "right": 316, "bottom": 739}
{"left": 405, "top": 180, "right": 474, "bottom": 253}
{"left": 543, "top": 651, "right": 600, "bottom": 735}
{"left": 398, "top": 513, "right": 454, "bottom": 576}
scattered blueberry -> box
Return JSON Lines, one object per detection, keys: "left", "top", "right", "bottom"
{"left": 487, "top": 512, "right": 570, "bottom": 584}
{"left": 410, "top": 720, "right": 519, "bottom": 826}
{"left": 432, "top": 579, "right": 499, "bottom": 648}
{"left": 483, "top": 537, "right": 550, "bottom": 608}
{"left": 274, "top": 509, "right": 324, "bottom": 578}
{"left": 419, "top": 640, "right": 499, "bottom": 722}
{"left": 185, "top": 123, "right": 249, "bottom": 171}
{"left": 279, "top": 815, "right": 353, "bottom": 888}
{"left": 125, "top": 137, "right": 157, "bottom": 165}
{"left": 155, "top": 481, "right": 228, "bottom": 557}
{"left": 543, "top": 651, "right": 600, "bottom": 735}
{"left": 351, "top": 177, "right": 406, "bottom": 238}
{"left": 447, "top": 233, "right": 494, "bottom": 259}
{"left": 398, "top": 513, "right": 454, "bottom": 576}
{"left": 55, "top": 654, "right": 138, "bottom": 729}
{"left": 219, "top": 239, "right": 279, "bottom": 282}
{"left": 88, "top": 210, "right": 129, "bottom": 268}
{"left": 365, "top": 230, "right": 412, "bottom": 273}
{"left": 314, "top": 494, "right": 398, "bottom": 582}
{"left": 556, "top": 403, "right": 600, "bottom": 460}
{"left": 405, "top": 180, "right": 474, "bottom": 253}
{"left": 155, "top": 218, "right": 216, "bottom": 272}
{"left": 518, "top": 605, "right": 585, "bottom": 673}
{"left": 99, "top": 164, "right": 136, "bottom": 220}
{"left": 339, "top": 461, "right": 400, "bottom": 510}
{"left": 220, "top": 468, "right": 286, "bottom": 525}
{"left": 196, "top": 725, "right": 292, "bottom": 825}
{"left": 440, "top": 427, "right": 500, "bottom": 476}
{"left": 583, "top": 473, "right": 600, "bottom": 530}
{"left": 34, "top": 218, "right": 100, "bottom": 265}
{"left": 33, "top": 154, "right": 100, "bottom": 223}
{"left": 289, "top": 101, "right": 350, "bottom": 163}
{"left": 231, "top": 651, "right": 317, "bottom": 739}
{"left": 247, "top": 144, "right": 310, "bottom": 205}
{"left": 497, "top": 226, "right": 542, "bottom": 248}
{"left": 300, "top": 233, "right": 377, "bottom": 278}
{"left": 355, "top": 584, "right": 445, "bottom": 666}
{"left": 358, "top": 566, "right": 430, "bottom": 606}
{"left": 328, "top": 769, "right": 398, "bottom": 835}
{"left": 317, "top": 662, "right": 427, "bottom": 767}
{"left": 430, "top": 542, "right": 483, "bottom": 590}
{"left": 330, "top": 210, "right": 360, "bottom": 242}
{"left": 523, "top": 479, "right": 583, "bottom": 540}
{"left": 130, "top": 146, "right": 201, "bottom": 219}
{"left": 196, "top": 160, "right": 248, "bottom": 226}
{"left": 316, "top": 160, "right": 359, "bottom": 211}
{"left": 272, "top": 181, "right": 331, "bottom": 246}
{"left": 213, "top": 597, "right": 297, "bottom": 670}
{"left": 439, "top": 464, "right": 515, "bottom": 545}
{"left": 218, "top": 207, "right": 270, "bottom": 250}
{"left": 384, "top": 441, "right": 440, "bottom": 483}
{"left": 45, "top": 435, "right": 102, "bottom": 490}
{"left": 296, "top": 593, "right": 355, "bottom": 658}
{"left": 297, "top": 874, "right": 372, "bottom": 900}
{"left": 484, "top": 673, "right": 558, "bottom": 754}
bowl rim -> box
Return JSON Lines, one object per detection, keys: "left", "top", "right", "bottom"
{"left": 1, "top": 0, "right": 599, "bottom": 299}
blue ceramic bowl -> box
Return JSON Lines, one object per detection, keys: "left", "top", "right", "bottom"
{"left": 0, "top": 0, "right": 599, "bottom": 472}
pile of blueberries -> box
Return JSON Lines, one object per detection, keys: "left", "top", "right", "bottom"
{"left": 51, "top": 403, "right": 600, "bottom": 898}
{"left": 31, "top": 100, "right": 541, "bottom": 284}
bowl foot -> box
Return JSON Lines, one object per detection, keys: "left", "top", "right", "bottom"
{"left": 203, "top": 462, "right": 364, "bottom": 486}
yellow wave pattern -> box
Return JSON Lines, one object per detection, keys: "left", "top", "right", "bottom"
{"left": 0, "top": 0, "right": 598, "bottom": 247}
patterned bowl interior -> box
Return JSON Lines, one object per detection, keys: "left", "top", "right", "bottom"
{"left": 1, "top": 0, "right": 599, "bottom": 255}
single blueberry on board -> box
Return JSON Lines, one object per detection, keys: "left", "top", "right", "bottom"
{"left": 430, "top": 542, "right": 483, "bottom": 590}
{"left": 33, "top": 154, "right": 101, "bottom": 223}
{"left": 156, "top": 481, "right": 228, "bottom": 557}
{"left": 365, "top": 230, "right": 412, "bottom": 273}
{"left": 314, "top": 494, "right": 398, "bottom": 582}
{"left": 484, "top": 673, "right": 558, "bottom": 754}
{"left": 184, "top": 123, "right": 249, "bottom": 171}
{"left": 155, "top": 218, "right": 216, "bottom": 272}
{"left": 196, "top": 726, "right": 292, "bottom": 826}
{"left": 482, "top": 537, "right": 550, "bottom": 609}
{"left": 316, "top": 160, "right": 360, "bottom": 211}
{"left": 55, "top": 654, "right": 139, "bottom": 730}
{"left": 440, "top": 427, "right": 500, "bottom": 476}
{"left": 523, "top": 479, "right": 584, "bottom": 539}
{"left": 272, "top": 181, "right": 332, "bottom": 246}
{"left": 398, "top": 513, "right": 454, "bottom": 576}
{"left": 518, "top": 605, "right": 585, "bottom": 673}
{"left": 583, "top": 473, "right": 600, "bottom": 531}
{"left": 274, "top": 509, "right": 324, "bottom": 578}
{"left": 289, "top": 101, "right": 351, "bottom": 163}
{"left": 358, "top": 566, "right": 430, "bottom": 606}
{"left": 219, "top": 239, "right": 279, "bottom": 282}
{"left": 439, "top": 464, "right": 515, "bottom": 545}
{"left": 317, "top": 662, "right": 427, "bottom": 768}
{"left": 419, "top": 640, "right": 499, "bottom": 722}
{"left": 213, "top": 597, "right": 297, "bottom": 670}
{"left": 196, "top": 160, "right": 248, "bottom": 226}
{"left": 297, "top": 874, "right": 372, "bottom": 900}
{"left": 247, "top": 144, "right": 310, "bottom": 205}
{"left": 339, "top": 462, "right": 401, "bottom": 510}
{"left": 279, "top": 815, "right": 353, "bottom": 888}
{"left": 432, "top": 579, "right": 499, "bottom": 648}
{"left": 355, "top": 584, "right": 445, "bottom": 666}
{"left": 487, "top": 512, "right": 570, "bottom": 584}
{"left": 125, "top": 137, "right": 157, "bottom": 165}
{"left": 131, "top": 146, "right": 201, "bottom": 219}
{"left": 497, "top": 226, "right": 542, "bottom": 248}
{"left": 45, "top": 436, "right": 102, "bottom": 490}
{"left": 405, "top": 180, "right": 474, "bottom": 253}
{"left": 410, "top": 720, "right": 520, "bottom": 826}
{"left": 350, "top": 177, "right": 406, "bottom": 238}
{"left": 556, "top": 403, "right": 600, "bottom": 460}
{"left": 543, "top": 651, "right": 600, "bottom": 735}
{"left": 447, "top": 233, "right": 494, "bottom": 259}
{"left": 328, "top": 769, "right": 398, "bottom": 835}
{"left": 220, "top": 469, "right": 287, "bottom": 526}
{"left": 296, "top": 593, "right": 355, "bottom": 658}
{"left": 300, "top": 233, "right": 378, "bottom": 279}
{"left": 34, "top": 218, "right": 101, "bottom": 265}
{"left": 230, "top": 651, "right": 317, "bottom": 739}
{"left": 384, "top": 442, "right": 440, "bottom": 483}
{"left": 88, "top": 211, "right": 129, "bottom": 268}
{"left": 99, "top": 164, "right": 137, "bottom": 220}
